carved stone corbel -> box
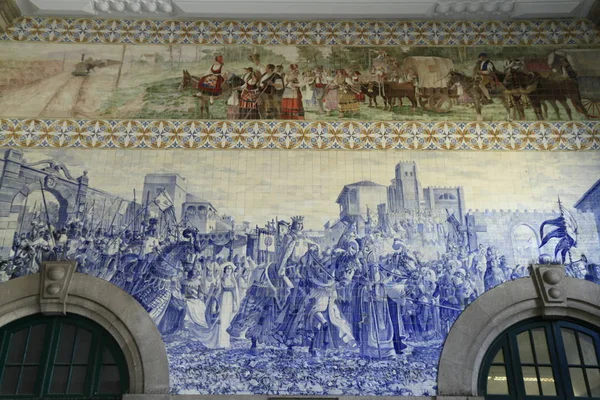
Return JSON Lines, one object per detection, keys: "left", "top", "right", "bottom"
{"left": 530, "top": 263, "right": 567, "bottom": 315}
{"left": 39, "top": 261, "right": 77, "bottom": 315}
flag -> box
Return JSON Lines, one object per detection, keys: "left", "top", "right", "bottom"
{"left": 539, "top": 200, "right": 578, "bottom": 263}
{"left": 153, "top": 190, "right": 173, "bottom": 212}
{"left": 259, "top": 232, "right": 275, "bottom": 252}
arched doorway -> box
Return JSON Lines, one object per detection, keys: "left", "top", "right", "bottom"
{"left": 14, "top": 189, "right": 68, "bottom": 238}
{"left": 511, "top": 224, "right": 540, "bottom": 267}
{"left": 0, "top": 314, "right": 129, "bottom": 399}
{"left": 479, "top": 318, "right": 600, "bottom": 399}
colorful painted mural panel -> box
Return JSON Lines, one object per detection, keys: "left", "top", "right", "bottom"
{"left": 1, "top": 42, "right": 600, "bottom": 123}
{"left": 0, "top": 148, "right": 599, "bottom": 395}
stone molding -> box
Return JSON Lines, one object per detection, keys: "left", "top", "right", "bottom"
{"left": 1, "top": 16, "right": 598, "bottom": 46}
{"left": 1, "top": 119, "right": 598, "bottom": 151}
{"left": 0, "top": 272, "right": 170, "bottom": 395}
{"left": 13, "top": 0, "right": 595, "bottom": 21}
{"left": 437, "top": 273, "right": 600, "bottom": 396}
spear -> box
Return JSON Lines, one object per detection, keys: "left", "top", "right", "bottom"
{"left": 39, "top": 180, "right": 56, "bottom": 248}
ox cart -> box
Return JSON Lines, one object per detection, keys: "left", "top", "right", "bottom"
{"left": 402, "top": 56, "right": 458, "bottom": 113}
{"left": 548, "top": 49, "right": 600, "bottom": 118}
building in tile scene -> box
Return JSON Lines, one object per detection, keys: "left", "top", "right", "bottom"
{"left": 0, "top": 3, "right": 600, "bottom": 400}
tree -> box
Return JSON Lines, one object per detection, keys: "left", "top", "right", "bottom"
{"left": 297, "top": 46, "right": 322, "bottom": 68}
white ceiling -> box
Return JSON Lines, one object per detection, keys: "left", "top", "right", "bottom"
{"left": 15, "top": 0, "right": 596, "bottom": 20}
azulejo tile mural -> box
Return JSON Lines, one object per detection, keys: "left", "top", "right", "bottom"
{"left": 1, "top": 41, "right": 600, "bottom": 124}
{"left": 0, "top": 149, "right": 599, "bottom": 395}
{"left": 0, "top": 14, "right": 599, "bottom": 397}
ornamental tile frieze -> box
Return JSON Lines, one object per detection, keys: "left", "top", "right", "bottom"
{"left": 1, "top": 17, "right": 599, "bottom": 46}
{"left": 1, "top": 119, "right": 598, "bottom": 150}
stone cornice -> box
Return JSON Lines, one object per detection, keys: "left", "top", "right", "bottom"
{"left": 14, "top": 0, "right": 596, "bottom": 20}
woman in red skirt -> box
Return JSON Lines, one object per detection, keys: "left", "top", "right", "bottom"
{"left": 197, "top": 55, "right": 226, "bottom": 105}
{"left": 281, "top": 64, "right": 304, "bottom": 120}
{"left": 239, "top": 70, "right": 260, "bottom": 120}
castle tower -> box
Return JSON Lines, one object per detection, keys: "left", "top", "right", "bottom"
{"left": 388, "top": 162, "right": 421, "bottom": 211}
{"left": 142, "top": 174, "right": 188, "bottom": 221}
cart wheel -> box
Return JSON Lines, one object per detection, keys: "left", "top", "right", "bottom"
{"left": 428, "top": 93, "right": 453, "bottom": 113}
{"left": 420, "top": 96, "right": 430, "bottom": 110}
{"left": 582, "top": 97, "right": 600, "bottom": 118}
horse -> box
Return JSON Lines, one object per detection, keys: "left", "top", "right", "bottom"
{"left": 131, "top": 239, "right": 201, "bottom": 335}
{"left": 447, "top": 71, "right": 521, "bottom": 121}
{"left": 179, "top": 69, "right": 232, "bottom": 119}
{"left": 502, "top": 70, "right": 590, "bottom": 120}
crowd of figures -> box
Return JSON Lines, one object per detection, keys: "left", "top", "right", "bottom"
{"left": 6, "top": 208, "right": 597, "bottom": 360}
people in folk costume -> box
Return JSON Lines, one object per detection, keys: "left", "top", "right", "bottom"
{"left": 323, "top": 70, "right": 341, "bottom": 115}
{"left": 239, "top": 67, "right": 261, "bottom": 120}
{"left": 302, "top": 71, "right": 318, "bottom": 112}
{"left": 196, "top": 55, "right": 227, "bottom": 105}
{"left": 259, "top": 64, "right": 284, "bottom": 119}
{"left": 281, "top": 64, "right": 305, "bottom": 120}
{"left": 352, "top": 71, "right": 365, "bottom": 102}
{"left": 313, "top": 66, "right": 329, "bottom": 114}
{"left": 338, "top": 70, "right": 360, "bottom": 117}
{"left": 226, "top": 85, "right": 240, "bottom": 119}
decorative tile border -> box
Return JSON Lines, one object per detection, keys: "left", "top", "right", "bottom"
{"left": 1, "top": 17, "right": 599, "bottom": 46}
{"left": 1, "top": 119, "right": 598, "bottom": 150}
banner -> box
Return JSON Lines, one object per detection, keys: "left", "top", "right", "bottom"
{"left": 153, "top": 190, "right": 174, "bottom": 212}
{"left": 258, "top": 232, "right": 275, "bottom": 252}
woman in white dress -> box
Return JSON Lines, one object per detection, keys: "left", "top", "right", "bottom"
{"left": 190, "top": 262, "right": 239, "bottom": 349}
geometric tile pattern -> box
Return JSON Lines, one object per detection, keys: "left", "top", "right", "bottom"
{"left": 1, "top": 119, "right": 598, "bottom": 150}
{"left": 1, "top": 17, "right": 599, "bottom": 46}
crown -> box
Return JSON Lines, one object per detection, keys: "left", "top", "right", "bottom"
{"left": 291, "top": 216, "right": 304, "bottom": 223}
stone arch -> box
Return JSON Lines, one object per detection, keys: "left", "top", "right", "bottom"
{"left": 10, "top": 180, "right": 71, "bottom": 228}
{"left": 437, "top": 273, "right": 600, "bottom": 397}
{"left": 0, "top": 271, "right": 169, "bottom": 395}
{"left": 510, "top": 223, "right": 541, "bottom": 266}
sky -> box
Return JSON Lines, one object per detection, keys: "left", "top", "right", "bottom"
{"left": 16, "top": 149, "right": 600, "bottom": 231}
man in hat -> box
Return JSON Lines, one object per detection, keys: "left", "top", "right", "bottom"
{"left": 474, "top": 52, "right": 496, "bottom": 104}
{"left": 259, "top": 63, "right": 284, "bottom": 118}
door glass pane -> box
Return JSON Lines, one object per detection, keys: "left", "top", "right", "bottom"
{"left": 24, "top": 324, "right": 46, "bottom": 364}
{"left": 522, "top": 366, "right": 540, "bottom": 395}
{"left": 102, "top": 347, "right": 115, "bottom": 364}
{"left": 0, "top": 366, "right": 20, "bottom": 394}
{"left": 539, "top": 366, "right": 557, "bottom": 396}
{"left": 579, "top": 333, "right": 598, "bottom": 366}
{"left": 98, "top": 365, "right": 121, "bottom": 394}
{"left": 587, "top": 368, "right": 600, "bottom": 397}
{"left": 532, "top": 328, "right": 551, "bottom": 364}
{"left": 49, "top": 365, "right": 70, "bottom": 394}
{"left": 492, "top": 348, "right": 504, "bottom": 364}
{"left": 570, "top": 367, "right": 589, "bottom": 397}
{"left": 17, "top": 366, "right": 37, "bottom": 394}
{"left": 72, "top": 329, "right": 92, "bottom": 364}
{"left": 487, "top": 365, "right": 509, "bottom": 394}
{"left": 517, "top": 331, "right": 534, "bottom": 363}
{"left": 563, "top": 329, "right": 582, "bottom": 365}
{"left": 67, "top": 366, "right": 87, "bottom": 394}
{"left": 55, "top": 324, "right": 76, "bottom": 364}
{"left": 6, "top": 328, "right": 27, "bottom": 363}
